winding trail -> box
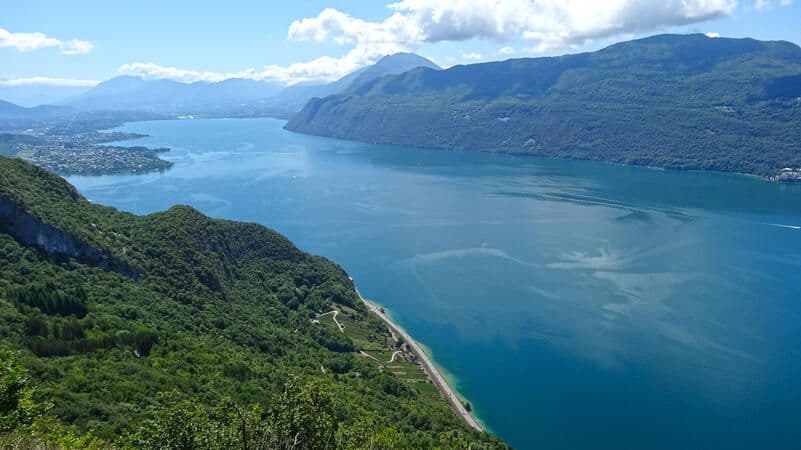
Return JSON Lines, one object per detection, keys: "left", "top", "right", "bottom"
{"left": 319, "top": 310, "right": 344, "bottom": 332}
{"left": 389, "top": 350, "right": 402, "bottom": 363}
{"left": 354, "top": 286, "right": 483, "bottom": 432}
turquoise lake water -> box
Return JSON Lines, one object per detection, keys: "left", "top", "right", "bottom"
{"left": 69, "top": 118, "right": 801, "bottom": 449}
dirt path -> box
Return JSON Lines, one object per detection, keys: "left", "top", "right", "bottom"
{"left": 319, "top": 310, "right": 344, "bottom": 332}
{"left": 354, "top": 286, "right": 483, "bottom": 432}
{"left": 389, "top": 350, "right": 402, "bottom": 363}
{"left": 359, "top": 350, "right": 380, "bottom": 361}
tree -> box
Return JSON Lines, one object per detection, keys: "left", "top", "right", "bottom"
{"left": 128, "top": 391, "right": 231, "bottom": 449}
{"left": 270, "top": 378, "right": 336, "bottom": 449}
{"left": 0, "top": 350, "right": 40, "bottom": 433}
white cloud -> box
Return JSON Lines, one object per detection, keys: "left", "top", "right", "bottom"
{"left": 286, "top": 8, "right": 414, "bottom": 80}
{"left": 0, "top": 27, "right": 93, "bottom": 55}
{"left": 0, "top": 77, "right": 99, "bottom": 87}
{"left": 461, "top": 51, "right": 482, "bottom": 60}
{"left": 290, "top": 1, "right": 738, "bottom": 57}
{"left": 705, "top": 32, "right": 721, "bottom": 38}
{"left": 117, "top": 56, "right": 405, "bottom": 85}
{"left": 117, "top": 0, "right": 740, "bottom": 86}
{"left": 60, "top": 39, "right": 94, "bottom": 55}
{"left": 755, "top": 0, "right": 794, "bottom": 9}
{"left": 117, "top": 62, "right": 255, "bottom": 83}
{"left": 498, "top": 46, "right": 517, "bottom": 55}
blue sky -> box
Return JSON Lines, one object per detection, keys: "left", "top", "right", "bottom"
{"left": 1, "top": 0, "right": 799, "bottom": 91}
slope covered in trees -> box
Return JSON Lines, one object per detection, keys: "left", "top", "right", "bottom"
{"left": 0, "top": 156, "right": 504, "bottom": 448}
{"left": 286, "top": 34, "right": 801, "bottom": 178}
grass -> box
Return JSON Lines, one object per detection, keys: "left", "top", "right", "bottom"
{"left": 320, "top": 305, "right": 443, "bottom": 400}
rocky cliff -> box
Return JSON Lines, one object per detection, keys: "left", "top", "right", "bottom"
{"left": 0, "top": 194, "right": 138, "bottom": 278}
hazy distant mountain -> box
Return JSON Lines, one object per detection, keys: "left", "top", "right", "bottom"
{"left": 263, "top": 53, "right": 440, "bottom": 117}
{"left": 0, "top": 100, "right": 26, "bottom": 116}
{"left": 0, "top": 99, "right": 72, "bottom": 120}
{"left": 60, "top": 53, "right": 438, "bottom": 117}
{"left": 287, "top": 34, "right": 801, "bottom": 177}
{"left": 68, "top": 76, "right": 283, "bottom": 113}
{"left": 0, "top": 85, "right": 92, "bottom": 107}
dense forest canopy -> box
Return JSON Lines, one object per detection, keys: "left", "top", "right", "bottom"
{"left": 0, "top": 156, "right": 505, "bottom": 449}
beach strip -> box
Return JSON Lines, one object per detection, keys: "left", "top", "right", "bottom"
{"left": 355, "top": 287, "right": 484, "bottom": 432}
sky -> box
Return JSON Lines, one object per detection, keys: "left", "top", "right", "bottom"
{"left": 1, "top": 0, "right": 800, "bottom": 95}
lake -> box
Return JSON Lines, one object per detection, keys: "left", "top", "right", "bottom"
{"left": 69, "top": 118, "right": 801, "bottom": 450}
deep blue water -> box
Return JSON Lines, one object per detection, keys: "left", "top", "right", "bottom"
{"left": 69, "top": 118, "right": 801, "bottom": 449}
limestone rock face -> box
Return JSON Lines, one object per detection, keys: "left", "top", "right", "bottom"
{"left": 0, "top": 194, "right": 138, "bottom": 278}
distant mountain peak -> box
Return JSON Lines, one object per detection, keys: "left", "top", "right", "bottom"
{"left": 374, "top": 52, "right": 440, "bottom": 69}
{"left": 258, "top": 52, "right": 442, "bottom": 117}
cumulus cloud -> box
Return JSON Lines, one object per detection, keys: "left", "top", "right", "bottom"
{"left": 292, "top": 1, "right": 738, "bottom": 55}
{"left": 286, "top": 8, "right": 413, "bottom": 80}
{"left": 0, "top": 77, "right": 99, "bottom": 87}
{"left": 117, "top": 0, "right": 741, "bottom": 85}
{"left": 0, "top": 27, "right": 93, "bottom": 55}
{"left": 117, "top": 63, "right": 255, "bottom": 83}
{"left": 117, "top": 56, "right": 398, "bottom": 85}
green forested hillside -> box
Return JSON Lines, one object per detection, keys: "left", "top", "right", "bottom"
{"left": 0, "top": 156, "right": 503, "bottom": 449}
{"left": 286, "top": 34, "right": 801, "bottom": 177}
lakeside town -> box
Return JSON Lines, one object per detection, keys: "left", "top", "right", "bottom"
{"left": 15, "top": 142, "right": 172, "bottom": 176}
{"left": 0, "top": 120, "right": 172, "bottom": 175}
{"left": 772, "top": 167, "right": 801, "bottom": 182}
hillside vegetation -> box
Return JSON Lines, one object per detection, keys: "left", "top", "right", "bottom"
{"left": 287, "top": 34, "right": 801, "bottom": 177}
{"left": 0, "top": 156, "right": 503, "bottom": 449}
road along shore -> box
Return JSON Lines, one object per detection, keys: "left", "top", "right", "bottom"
{"left": 354, "top": 286, "right": 483, "bottom": 432}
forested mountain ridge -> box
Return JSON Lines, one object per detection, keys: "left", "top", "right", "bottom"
{"left": 0, "top": 156, "right": 504, "bottom": 448}
{"left": 286, "top": 34, "right": 801, "bottom": 178}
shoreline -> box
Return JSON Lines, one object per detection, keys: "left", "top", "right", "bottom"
{"left": 354, "top": 286, "right": 484, "bottom": 432}
{"left": 103, "top": 117, "right": 798, "bottom": 184}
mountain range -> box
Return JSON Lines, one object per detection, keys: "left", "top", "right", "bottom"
{"left": 3, "top": 36, "right": 800, "bottom": 178}
{"left": 64, "top": 76, "right": 284, "bottom": 113}
{"left": 0, "top": 100, "right": 71, "bottom": 120}
{"left": 286, "top": 34, "right": 801, "bottom": 177}
{"left": 55, "top": 52, "right": 439, "bottom": 116}
{"left": 0, "top": 84, "right": 92, "bottom": 108}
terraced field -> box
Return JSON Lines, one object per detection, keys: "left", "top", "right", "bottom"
{"left": 318, "top": 306, "right": 440, "bottom": 398}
